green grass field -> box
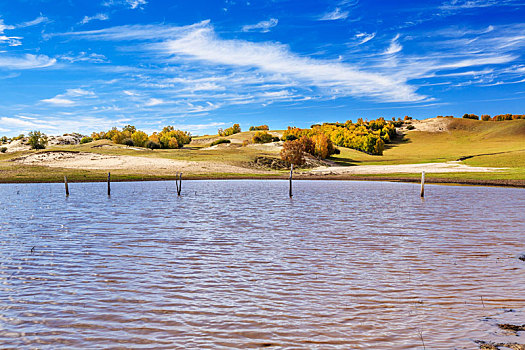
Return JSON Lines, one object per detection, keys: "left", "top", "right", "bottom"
{"left": 1, "top": 119, "right": 524, "bottom": 185}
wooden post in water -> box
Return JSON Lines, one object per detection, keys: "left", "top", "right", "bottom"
{"left": 289, "top": 164, "right": 293, "bottom": 198}
{"left": 178, "top": 173, "right": 182, "bottom": 196}
{"left": 420, "top": 171, "right": 425, "bottom": 198}
{"left": 64, "top": 176, "right": 69, "bottom": 196}
{"left": 107, "top": 172, "right": 111, "bottom": 196}
{"left": 175, "top": 173, "right": 180, "bottom": 195}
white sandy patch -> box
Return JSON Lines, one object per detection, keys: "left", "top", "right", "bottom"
{"left": 14, "top": 152, "right": 264, "bottom": 174}
{"left": 247, "top": 141, "right": 282, "bottom": 152}
{"left": 407, "top": 118, "right": 452, "bottom": 132}
{"left": 309, "top": 161, "right": 505, "bottom": 175}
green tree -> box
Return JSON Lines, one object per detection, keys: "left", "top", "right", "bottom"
{"left": 28, "top": 131, "right": 48, "bottom": 150}
{"left": 131, "top": 131, "right": 148, "bottom": 147}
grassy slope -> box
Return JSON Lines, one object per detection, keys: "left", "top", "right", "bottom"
{"left": 329, "top": 119, "right": 525, "bottom": 183}
{"left": 0, "top": 120, "right": 524, "bottom": 184}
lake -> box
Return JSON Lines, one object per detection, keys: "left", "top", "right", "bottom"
{"left": 1, "top": 180, "right": 524, "bottom": 349}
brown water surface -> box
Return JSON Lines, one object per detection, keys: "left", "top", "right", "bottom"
{"left": 1, "top": 180, "right": 524, "bottom": 349}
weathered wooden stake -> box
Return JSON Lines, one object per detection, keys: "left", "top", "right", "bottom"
{"left": 175, "top": 173, "right": 180, "bottom": 194}
{"left": 289, "top": 164, "right": 293, "bottom": 198}
{"left": 107, "top": 172, "right": 111, "bottom": 196}
{"left": 64, "top": 176, "right": 69, "bottom": 196}
{"left": 420, "top": 171, "right": 425, "bottom": 198}
{"left": 178, "top": 173, "right": 182, "bottom": 196}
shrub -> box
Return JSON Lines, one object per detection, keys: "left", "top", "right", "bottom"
{"left": 299, "top": 135, "right": 315, "bottom": 155}
{"left": 242, "top": 140, "right": 249, "bottom": 147}
{"left": 406, "top": 125, "right": 415, "bottom": 130}
{"left": 218, "top": 124, "right": 241, "bottom": 136}
{"left": 404, "top": 116, "right": 412, "bottom": 121}
{"left": 281, "top": 134, "right": 298, "bottom": 141}
{"left": 252, "top": 131, "right": 273, "bottom": 143}
{"left": 210, "top": 138, "right": 231, "bottom": 146}
{"left": 0, "top": 147, "right": 7, "bottom": 153}
{"left": 28, "top": 131, "right": 48, "bottom": 150}
{"left": 144, "top": 140, "right": 160, "bottom": 149}
{"left": 462, "top": 113, "right": 479, "bottom": 120}
{"left": 481, "top": 115, "right": 491, "bottom": 121}
{"left": 280, "top": 139, "right": 305, "bottom": 166}
{"left": 249, "top": 125, "right": 269, "bottom": 131}
{"left": 272, "top": 136, "right": 280, "bottom": 142}
{"left": 123, "top": 138, "right": 134, "bottom": 146}
{"left": 0, "top": 136, "right": 7, "bottom": 143}
{"left": 80, "top": 136, "right": 93, "bottom": 144}
{"left": 131, "top": 131, "right": 148, "bottom": 147}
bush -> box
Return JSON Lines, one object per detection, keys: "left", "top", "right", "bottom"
{"left": 252, "top": 131, "right": 273, "bottom": 143}
{"left": 481, "top": 115, "right": 491, "bottom": 121}
{"left": 406, "top": 125, "right": 415, "bottom": 130}
{"left": 131, "top": 131, "right": 148, "bottom": 147}
{"left": 123, "top": 138, "right": 134, "bottom": 146}
{"left": 462, "top": 113, "right": 479, "bottom": 120}
{"left": 144, "top": 140, "right": 160, "bottom": 149}
{"left": 210, "top": 138, "right": 231, "bottom": 146}
{"left": 242, "top": 140, "right": 249, "bottom": 147}
{"left": 28, "top": 130, "right": 48, "bottom": 150}
{"left": 280, "top": 139, "right": 305, "bottom": 166}
{"left": 218, "top": 124, "right": 241, "bottom": 136}
{"left": 0, "top": 147, "right": 7, "bottom": 153}
{"left": 281, "top": 134, "right": 298, "bottom": 141}
{"left": 80, "top": 136, "right": 93, "bottom": 144}
{"left": 249, "top": 125, "right": 269, "bottom": 131}
{"left": 272, "top": 136, "right": 280, "bottom": 142}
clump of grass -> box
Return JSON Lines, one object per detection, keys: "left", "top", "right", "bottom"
{"left": 210, "top": 138, "right": 231, "bottom": 146}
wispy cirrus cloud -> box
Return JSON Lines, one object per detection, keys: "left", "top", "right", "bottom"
{"left": 102, "top": 0, "right": 148, "bottom": 10}
{"left": 0, "top": 54, "right": 56, "bottom": 69}
{"left": 80, "top": 13, "right": 109, "bottom": 25}
{"left": 384, "top": 34, "right": 402, "bottom": 54}
{"left": 17, "top": 15, "right": 49, "bottom": 28}
{"left": 355, "top": 32, "right": 375, "bottom": 45}
{"left": 60, "top": 21, "right": 425, "bottom": 102}
{"left": 320, "top": 8, "right": 349, "bottom": 21}
{"left": 41, "top": 88, "right": 95, "bottom": 106}
{"left": 440, "top": 0, "right": 520, "bottom": 10}
{"left": 242, "top": 18, "right": 278, "bottom": 33}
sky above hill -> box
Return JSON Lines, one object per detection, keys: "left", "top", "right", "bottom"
{"left": 0, "top": 0, "right": 524, "bottom": 136}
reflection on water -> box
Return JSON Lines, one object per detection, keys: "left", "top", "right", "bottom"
{"left": 0, "top": 180, "right": 524, "bottom": 349}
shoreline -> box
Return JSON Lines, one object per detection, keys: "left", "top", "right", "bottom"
{"left": 1, "top": 174, "right": 524, "bottom": 188}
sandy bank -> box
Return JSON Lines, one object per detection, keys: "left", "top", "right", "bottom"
{"left": 13, "top": 151, "right": 265, "bottom": 174}
{"left": 309, "top": 161, "right": 505, "bottom": 175}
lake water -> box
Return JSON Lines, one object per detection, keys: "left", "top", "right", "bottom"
{"left": 1, "top": 180, "right": 524, "bottom": 349}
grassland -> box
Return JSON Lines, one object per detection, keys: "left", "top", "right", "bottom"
{"left": 1, "top": 118, "right": 524, "bottom": 186}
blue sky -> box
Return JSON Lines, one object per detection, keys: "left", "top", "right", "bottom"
{"left": 0, "top": 0, "right": 524, "bottom": 136}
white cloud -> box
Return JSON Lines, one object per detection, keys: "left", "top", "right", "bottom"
{"left": 440, "top": 0, "right": 515, "bottom": 10}
{"left": 41, "top": 97, "right": 76, "bottom": 106}
{"left": 242, "top": 18, "right": 278, "bottom": 33}
{"left": 0, "top": 54, "right": 56, "bottom": 69}
{"left": 157, "top": 25, "right": 422, "bottom": 101}
{"left": 123, "top": 90, "right": 138, "bottom": 96}
{"left": 102, "top": 0, "right": 148, "bottom": 10}
{"left": 384, "top": 34, "right": 402, "bottom": 54}
{"left": 0, "top": 35, "right": 22, "bottom": 46}
{"left": 80, "top": 13, "right": 109, "bottom": 25}
{"left": 0, "top": 19, "right": 14, "bottom": 33}
{"left": 355, "top": 32, "right": 375, "bottom": 45}
{"left": 41, "top": 88, "right": 95, "bottom": 106}
{"left": 320, "top": 8, "right": 349, "bottom": 21}
{"left": 145, "top": 98, "right": 164, "bottom": 106}
{"left": 17, "top": 15, "right": 49, "bottom": 28}
{"left": 58, "top": 52, "right": 108, "bottom": 63}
